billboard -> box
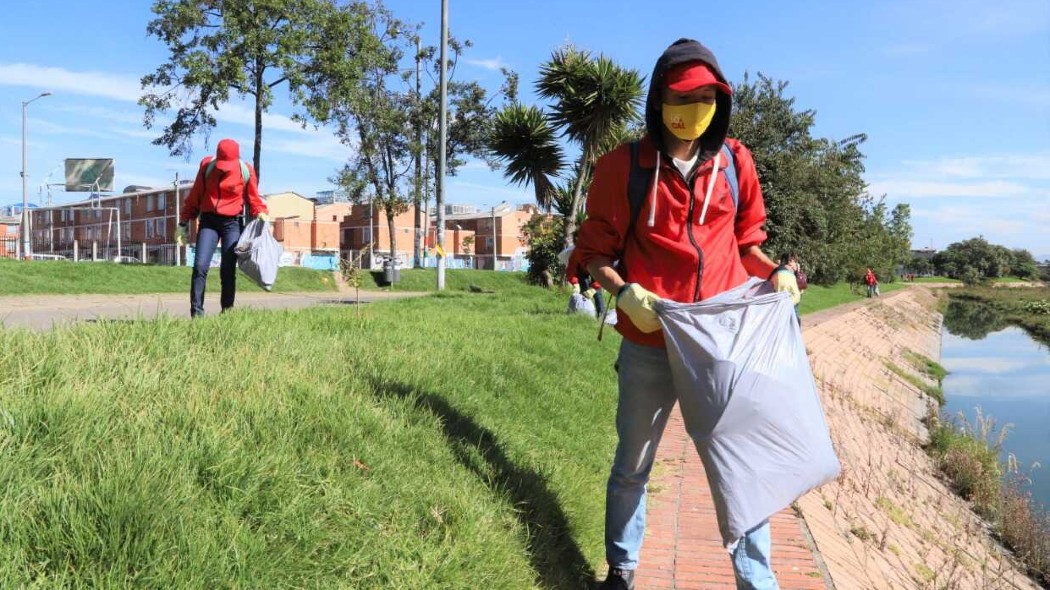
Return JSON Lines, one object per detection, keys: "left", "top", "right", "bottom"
{"left": 65, "top": 159, "right": 114, "bottom": 192}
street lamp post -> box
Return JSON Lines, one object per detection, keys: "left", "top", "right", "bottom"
{"left": 21, "top": 91, "right": 52, "bottom": 259}
{"left": 436, "top": 0, "right": 448, "bottom": 290}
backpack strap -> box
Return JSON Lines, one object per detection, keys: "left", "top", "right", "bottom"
{"left": 624, "top": 140, "right": 649, "bottom": 247}
{"left": 205, "top": 158, "right": 250, "bottom": 184}
{"left": 626, "top": 140, "right": 740, "bottom": 238}
{"left": 719, "top": 142, "right": 739, "bottom": 211}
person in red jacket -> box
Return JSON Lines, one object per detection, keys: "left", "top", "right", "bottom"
{"left": 176, "top": 138, "right": 269, "bottom": 317}
{"left": 574, "top": 39, "right": 781, "bottom": 590}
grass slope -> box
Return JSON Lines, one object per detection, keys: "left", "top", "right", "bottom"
{"left": 0, "top": 277, "right": 618, "bottom": 588}
{"left": 0, "top": 258, "right": 337, "bottom": 295}
{"left": 798, "top": 281, "right": 905, "bottom": 316}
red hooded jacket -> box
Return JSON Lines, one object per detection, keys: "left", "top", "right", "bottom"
{"left": 180, "top": 139, "right": 267, "bottom": 223}
{"left": 574, "top": 39, "right": 770, "bottom": 348}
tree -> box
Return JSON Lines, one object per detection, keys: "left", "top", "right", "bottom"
{"left": 729, "top": 74, "right": 911, "bottom": 284}
{"left": 412, "top": 41, "right": 514, "bottom": 267}
{"left": 489, "top": 46, "right": 644, "bottom": 246}
{"left": 140, "top": 0, "right": 361, "bottom": 177}
{"left": 306, "top": 4, "right": 414, "bottom": 264}
{"left": 1009, "top": 248, "right": 1039, "bottom": 280}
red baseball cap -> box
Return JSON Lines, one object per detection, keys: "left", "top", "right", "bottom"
{"left": 214, "top": 138, "right": 242, "bottom": 175}
{"left": 664, "top": 61, "right": 732, "bottom": 95}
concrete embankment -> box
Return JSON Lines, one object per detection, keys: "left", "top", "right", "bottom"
{"left": 797, "top": 286, "right": 1038, "bottom": 589}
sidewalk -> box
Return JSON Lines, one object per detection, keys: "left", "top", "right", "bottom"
{"left": 0, "top": 290, "right": 424, "bottom": 331}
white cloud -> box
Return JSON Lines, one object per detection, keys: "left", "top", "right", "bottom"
{"left": 464, "top": 57, "right": 507, "bottom": 71}
{"left": 0, "top": 62, "right": 142, "bottom": 102}
{"left": 867, "top": 179, "right": 1032, "bottom": 199}
{"left": 51, "top": 105, "right": 143, "bottom": 125}
{"left": 943, "top": 358, "right": 1032, "bottom": 374}
{"left": 266, "top": 135, "right": 349, "bottom": 163}
{"left": 0, "top": 63, "right": 323, "bottom": 136}
{"left": 899, "top": 153, "right": 1050, "bottom": 181}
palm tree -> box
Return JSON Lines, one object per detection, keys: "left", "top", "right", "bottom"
{"left": 489, "top": 104, "right": 564, "bottom": 210}
{"left": 538, "top": 48, "right": 644, "bottom": 241}
{"left": 488, "top": 46, "right": 644, "bottom": 245}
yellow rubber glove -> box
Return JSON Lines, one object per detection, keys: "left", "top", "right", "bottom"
{"left": 257, "top": 212, "right": 271, "bottom": 223}
{"left": 175, "top": 224, "right": 188, "bottom": 246}
{"left": 617, "top": 283, "right": 661, "bottom": 333}
{"left": 583, "top": 288, "right": 596, "bottom": 300}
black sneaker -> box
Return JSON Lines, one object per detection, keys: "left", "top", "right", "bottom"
{"left": 598, "top": 567, "right": 635, "bottom": 590}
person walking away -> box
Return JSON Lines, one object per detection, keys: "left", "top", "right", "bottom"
{"left": 574, "top": 38, "right": 782, "bottom": 590}
{"left": 176, "top": 138, "right": 269, "bottom": 317}
{"left": 864, "top": 267, "right": 877, "bottom": 298}
{"left": 773, "top": 253, "right": 802, "bottom": 325}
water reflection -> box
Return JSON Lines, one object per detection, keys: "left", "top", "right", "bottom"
{"left": 943, "top": 299, "right": 1008, "bottom": 341}
{"left": 941, "top": 299, "right": 1050, "bottom": 510}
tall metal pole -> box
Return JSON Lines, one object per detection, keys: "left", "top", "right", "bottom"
{"left": 436, "top": 0, "right": 448, "bottom": 290}
{"left": 21, "top": 92, "right": 51, "bottom": 259}
{"left": 173, "top": 171, "right": 181, "bottom": 266}
{"left": 491, "top": 205, "right": 497, "bottom": 271}
{"left": 413, "top": 35, "right": 423, "bottom": 269}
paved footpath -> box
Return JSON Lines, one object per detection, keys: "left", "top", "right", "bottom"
{"left": 0, "top": 289, "right": 424, "bottom": 331}
{"left": 631, "top": 292, "right": 915, "bottom": 590}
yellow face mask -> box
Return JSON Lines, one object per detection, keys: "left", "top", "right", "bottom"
{"left": 662, "top": 101, "right": 717, "bottom": 141}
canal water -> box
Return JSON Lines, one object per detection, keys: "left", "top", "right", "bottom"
{"left": 941, "top": 300, "right": 1050, "bottom": 511}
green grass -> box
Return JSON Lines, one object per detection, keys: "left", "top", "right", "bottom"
{"left": 903, "top": 349, "right": 948, "bottom": 383}
{"left": 885, "top": 361, "right": 946, "bottom": 405}
{"left": 911, "top": 276, "right": 961, "bottom": 283}
{"left": 0, "top": 279, "right": 618, "bottom": 588}
{"left": 0, "top": 257, "right": 337, "bottom": 295}
{"left": 798, "top": 281, "right": 906, "bottom": 315}
{"left": 358, "top": 267, "right": 532, "bottom": 294}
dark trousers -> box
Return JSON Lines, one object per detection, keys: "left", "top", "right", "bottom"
{"left": 191, "top": 213, "right": 242, "bottom": 317}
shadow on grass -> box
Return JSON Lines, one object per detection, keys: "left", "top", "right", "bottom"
{"left": 369, "top": 378, "right": 595, "bottom": 589}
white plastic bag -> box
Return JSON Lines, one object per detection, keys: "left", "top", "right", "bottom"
{"left": 655, "top": 278, "right": 840, "bottom": 546}
{"left": 235, "top": 219, "right": 283, "bottom": 291}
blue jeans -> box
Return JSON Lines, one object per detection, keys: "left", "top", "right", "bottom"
{"left": 191, "top": 213, "right": 241, "bottom": 317}
{"left": 606, "top": 339, "right": 779, "bottom": 590}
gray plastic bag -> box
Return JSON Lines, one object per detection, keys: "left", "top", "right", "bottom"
{"left": 566, "top": 293, "right": 596, "bottom": 316}
{"left": 235, "top": 219, "right": 283, "bottom": 291}
{"left": 655, "top": 278, "right": 840, "bottom": 546}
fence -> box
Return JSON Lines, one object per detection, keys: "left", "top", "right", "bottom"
{"left": 2, "top": 239, "right": 185, "bottom": 264}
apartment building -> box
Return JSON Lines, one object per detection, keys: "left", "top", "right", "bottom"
{"left": 264, "top": 192, "right": 340, "bottom": 270}
{"left": 26, "top": 187, "right": 341, "bottom": 268}
{"left": 443, "top": 203, "right": 539, "bottom": 271}
{"left": 29, "top": 185, "right": 188, "bottom": 263}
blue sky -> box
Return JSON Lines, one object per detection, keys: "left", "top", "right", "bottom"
{"left": 1, "top": 0, "right": 1048, "bottom": 257}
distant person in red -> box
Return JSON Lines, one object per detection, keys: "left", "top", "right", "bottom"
{"left": 176, "top": 139, "right": 269, "bottom": 317}
{"left": 864, "top": 267, "right": 879, "bottom": 297}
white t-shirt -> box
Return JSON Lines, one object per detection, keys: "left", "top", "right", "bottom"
{"left": 672, "top": 153, "right": 699, "bottom": 178}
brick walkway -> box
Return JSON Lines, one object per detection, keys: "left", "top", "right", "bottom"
{"left": 634, "top": 407, "right": 830, "bottom": 590}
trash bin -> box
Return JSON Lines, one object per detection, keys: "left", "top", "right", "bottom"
{"left": 383, "top": 259, "right": 400, "bottom": 284}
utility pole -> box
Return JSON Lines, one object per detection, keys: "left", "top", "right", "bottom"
{"left": 173, "top": 171, "right": 181, "bottom": 266}
{"left": 436, "top": 0, "right": 448, "bottom": 290}
{"left": 413, "top": 35, "right": 423, "bottom": 268}
{"left": 491, "top": 205, "right": 497, "bottom": 271}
